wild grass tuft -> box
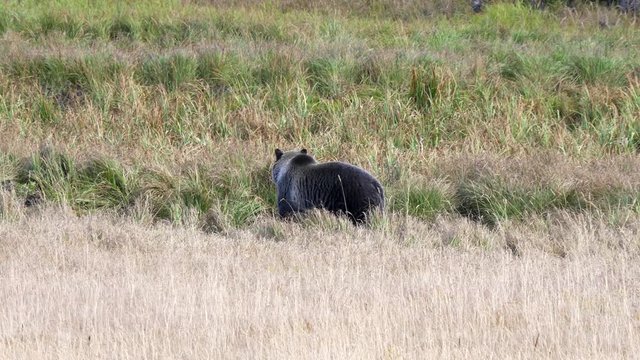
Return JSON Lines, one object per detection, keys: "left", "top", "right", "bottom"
{"left": 0, "top": 12, "right": 8, "bottom": 35}
{"left": 18, "top": 148, "right": 77, "bottom": 204}
{"left": 4, "top": 55, "right": 124, "bottom": 109}
{"left": 560, "top": 55, "right": 626, "bottom": 85}
{"left": 35, "top": 13, "right": 83, "bottom": 38}
{"left": 137, "top": 54, "right": 198, "bottom": 91}
{"left": 34, "top": 96, "right": 60, "bottom": 124}
{"left": 0, "top": 187, "right": 24, "bottom": 221}
{"left": 252, "top": 51, "right": 297, "bottom": 87}
{"left": 75, "top": 159, "right": 135, "bottom": 211}
{"left": 0, "top": 153, "right": 20, "bottom": 184}
{"left": 409, "top": 67, "right": 439, "bottom": 109}
{"left": 195, "top": 52, "right": 239, "bottom": 94}
{"left": 390, "top": 182, "right": 453, "bottom": 220}
{"left": 305, "top": 58, "right": 343, "bottom": 98}
{"left": 492, "top": 50, "right": 529, "bottom": 81}
{"left": 299, "top": 208, "right": 355, "bottom": 232}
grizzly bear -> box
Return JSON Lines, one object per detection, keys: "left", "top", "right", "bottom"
{"left": 272, "top": 148, "right": 384, "bottom": 224}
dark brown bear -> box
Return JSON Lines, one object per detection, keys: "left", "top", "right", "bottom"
{"left": 272, "top": 148, "right": 384, "bottom": 224}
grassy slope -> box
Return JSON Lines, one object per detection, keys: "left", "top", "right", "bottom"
{"left": 0, "top": 0, "right": 639, "bottom": 226}
{"left": 1, "top": 2, "right": 640, "bottom": 358}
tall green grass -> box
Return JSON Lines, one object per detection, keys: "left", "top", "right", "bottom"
{"left": 3, "top": 147, "right": 639, "bottom": 228}
{"left": 0, "top": 1, "right": 639, "bottom": 228}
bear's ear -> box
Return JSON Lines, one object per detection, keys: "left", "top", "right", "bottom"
{"left": 275, "top": 148, "right": 283, "bottom": 160}
{"left": 300, "top": 148, "right": 308, "bottom": 154}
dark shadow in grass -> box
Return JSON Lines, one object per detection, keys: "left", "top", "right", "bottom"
{"left": 109, "top": 17, "right": 136, "bottom": 41}
{"left": 75, "top": 159, "right": 134, "bottom": 211}
{"left": 17, "top": 147, "right": 75, "bottom": 206}
{"left": 0, "top": 13, "right": 8, "bottom": 35}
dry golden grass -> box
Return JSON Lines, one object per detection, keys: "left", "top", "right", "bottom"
{"left": 1, "top": 202, "right": 639, "bottom": 359}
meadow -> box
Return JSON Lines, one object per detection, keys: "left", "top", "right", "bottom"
{"left": 1, "top": 0, "right": 639, "bottom": 358}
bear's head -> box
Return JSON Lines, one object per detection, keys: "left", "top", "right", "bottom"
{"left": 272, "top": 148, "right": 312, "bottom": 183}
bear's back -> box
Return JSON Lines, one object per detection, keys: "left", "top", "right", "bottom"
{"left": 296, "top": 161, "right": 384, "bottom": 223}
{"left": 272, "top": 148, "right": 384, "bottom": 224}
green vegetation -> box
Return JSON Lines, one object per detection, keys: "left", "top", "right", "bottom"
{"left": 1, "top": 1, "right": 639, "bottom": 229}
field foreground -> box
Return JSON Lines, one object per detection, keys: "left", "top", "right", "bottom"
{"left": 1, "top": 206, "right": 639, "bottom": 359}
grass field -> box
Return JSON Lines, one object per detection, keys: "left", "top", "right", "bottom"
{"left": 1, "top": 0, "right": 640, "bottom": 358}
{"left": 1, "top": 206, "right": 639, "bottom": 359}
